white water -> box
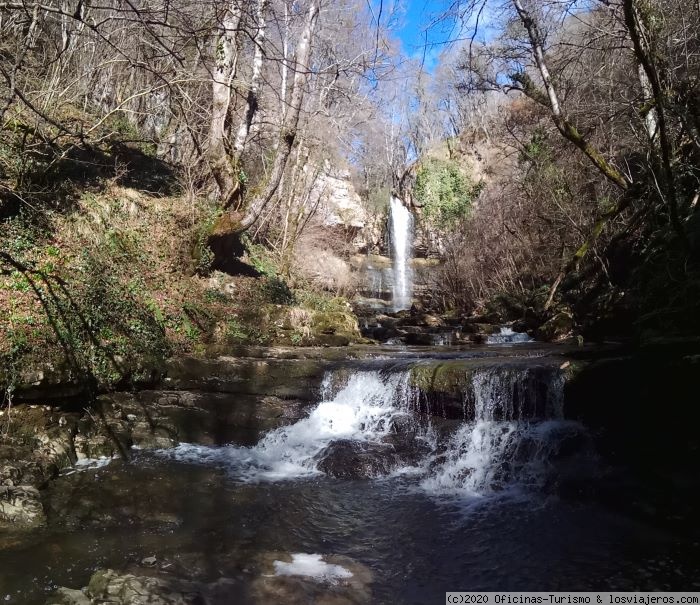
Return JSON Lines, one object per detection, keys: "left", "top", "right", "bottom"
{"left": 486, "top": 326, "right": 534, "bottom": 344}
{"left": 273, "top": 554, "right": 353, "bottom": 584}
{"left": 421, "top": 368, "right": 588, "bottom": 497}
{"left": 162, "top": 371, "right": 414, "bottom": 482}
{"left": 389, "top": 196, "right": 414, "bottom": 312}
{"left": 160, "top": 364, "right": 591, "bottom": 499}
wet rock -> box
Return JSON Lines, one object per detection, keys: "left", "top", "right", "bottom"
{"left": 73, "top": 434, "right": 120, "bottom": 462}
{"left": 316, "top": 440, "right": 406, "bottom": 478}
{"left": 49, "top": 569, "right": 240, "bottom": 605}
{"left": 86, "top": 569, "right": 204, "bottom": 604}
{"left": 0, "top": 485, "right": 45, "bottom": 527}
{"left": 109, "top": 390, "right": 310, "bottom": 447}
{"left": 46, "top": 587, "right": 91, "bottom": 605}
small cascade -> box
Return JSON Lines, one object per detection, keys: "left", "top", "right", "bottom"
{"left": 161, "top": 362, "right": 594, "bottom": 499}
{"left": 422, "top": 366, "right": 593, "bottom": 497}
{"left": 389, "top": 196, "right": 414, "bottom": 312}
{"left": 486, "top": 326, "right": 533, "bottom": 344}
{"left": 163, "top": 370, "right": 420, "bottom": 482}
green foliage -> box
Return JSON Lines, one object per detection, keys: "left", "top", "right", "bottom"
{"left": 520, "top": 129, "right": 552, "bottom": 164}
{"left": 414, "top": 158, "right": 480, "bottom": 229}
{"left": 225, "top": 318, "right": 249, "bottom": 343}
{"left": 242, "top": 235, "right": 279, "bottom": 277}
{"left": 295, "top": 290, "right": 349, "bottom": 314}
{"left": 192, "top": 206, "right": 219, "bottom": 276}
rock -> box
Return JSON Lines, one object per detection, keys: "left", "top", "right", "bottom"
{"left": 404, "top": 332, "right": 433, "bottom": 346}
{"left": 73, "top": 434, "right": 118, "bottom": 462}
{"left": 46, "top": 587, "right": 91, "bottom": 605}
{"left": 86, "top": 569, "right": 201, "bottom": 604}
{"left": 537, "top": 311, "right": 574, "bottom": 342}
{"left": 316, "top": 440, "right": 408, "bottom": 478}
{"left": 251, "top": 552, "right": 373, "bottom": 605}
{"left": 141, "top": 556, "right": 157, "bottom": 566}
{"left": 0, "top": 485, "right": 45, "bottom": 527}
{"left": 50, "top": 568, "right": 239, "bottom": 605}
{"left": 130, "top": 422, "right": 176, "bottom": 449}
{"left": 422, "top": 314, "right": 443, "bottom": 328}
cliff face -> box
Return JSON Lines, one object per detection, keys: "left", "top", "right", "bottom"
{"left": 313, "top": 166, "right": 382, "bottom": 254}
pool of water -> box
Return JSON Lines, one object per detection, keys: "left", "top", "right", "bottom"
{"left": 1, "top": 452, "right": 699, "bottom": 604}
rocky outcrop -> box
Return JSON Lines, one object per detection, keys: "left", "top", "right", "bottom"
{"left": 315, "top": 169, "right": 367, "bottom": 231}
{"left": 0, "top": 356, "right": 331, "bottom": 526}
{"left": 0, "top": 485, "right": 45, "bottom": 527}
{"left": 47, "top": 569, "right": 234, "bottom": 605}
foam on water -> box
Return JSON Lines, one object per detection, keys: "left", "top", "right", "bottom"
{"left": 273, "top": 553, "right": 353, "bottom": 584}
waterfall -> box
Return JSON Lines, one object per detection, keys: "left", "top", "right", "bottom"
{"left": 421, "top": 367, "right": 592, "bottom": 497}
{"left": 162, "top": 370, "right": 419, "bottom": 482}
{"left": 389, "top": 196, "right": 414, "bottom": 312}
{"left": 160, "top": 363, "right": 593, "bottom": 497}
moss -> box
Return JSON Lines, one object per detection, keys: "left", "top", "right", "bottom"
{"left": 409, "top": 361, "right": 475, "bottom": 395}
{"left": 311, "top": 311, "right": 360, "bottom": 338}
{"left": 538, "top": 310, "right": 575, "bottom": 341}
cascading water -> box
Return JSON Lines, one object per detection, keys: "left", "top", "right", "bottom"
{"left": 162, "top": 370, "right": 420, "bottom": 482}
{"left": 161, "top": 362, "right": 594, "bottom": 499}
{"left": 422, "top": 367, "right": 593, "bottom": 498}
{"left": 389, "top": 196, "right": 414, "bottom": 312}
{"left": 486, "top": 326, "right": 534, "bottom": 344}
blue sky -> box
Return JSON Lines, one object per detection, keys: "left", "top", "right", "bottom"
{"left": 393, "top": 1, "right": 454, "bottom": 70}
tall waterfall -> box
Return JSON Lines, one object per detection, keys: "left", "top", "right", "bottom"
{"left": 389, "top": 196, "right": 414, "bottom": 312}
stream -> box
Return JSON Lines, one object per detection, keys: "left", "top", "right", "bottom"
{"left": 1, "top": 341, "right": 699, "bottom": 604}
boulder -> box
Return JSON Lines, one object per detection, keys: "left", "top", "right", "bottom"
{"left": 315, "top": 440, "right": 401, "bottom": 478}
{"left": 537, "top": 311, "right": 574, "bottom": 342}
{"left": 251, "top": 552, "right": 373, "bottom": 605}
{"left": 315, "top": 435, "right": 428, "bottom": 479}
{"left": 0, "top": 485, "right": 45, "bottom": 527}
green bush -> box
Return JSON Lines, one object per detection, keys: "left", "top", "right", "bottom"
{"left": 414, "top": 158, "right": 481, "bottom": 229}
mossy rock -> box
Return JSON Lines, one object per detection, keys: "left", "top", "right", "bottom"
{"left": 537, "top": 311, "right": 574, "bottom": 342}
{"left": 409, "top": 361, "right": 475, "bottom": 395}
{"left": 310, "top": 311, "right": 360, "bottom": 338}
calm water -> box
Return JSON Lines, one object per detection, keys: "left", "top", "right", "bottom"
{"left": 1, "top": 452, "right": 699, "bottom": 604}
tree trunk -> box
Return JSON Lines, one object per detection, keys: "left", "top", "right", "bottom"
{"left": 208, "top": 0, "right": 243, "bottom": 208}
{"left": 231, "top": 0, "right": 267, "bottom": 161}
{"left": 622, "top": 0, "right": 685, "bottom": 242}
{"left": 232, "top": 0, "right": 320, "bottom": 234}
